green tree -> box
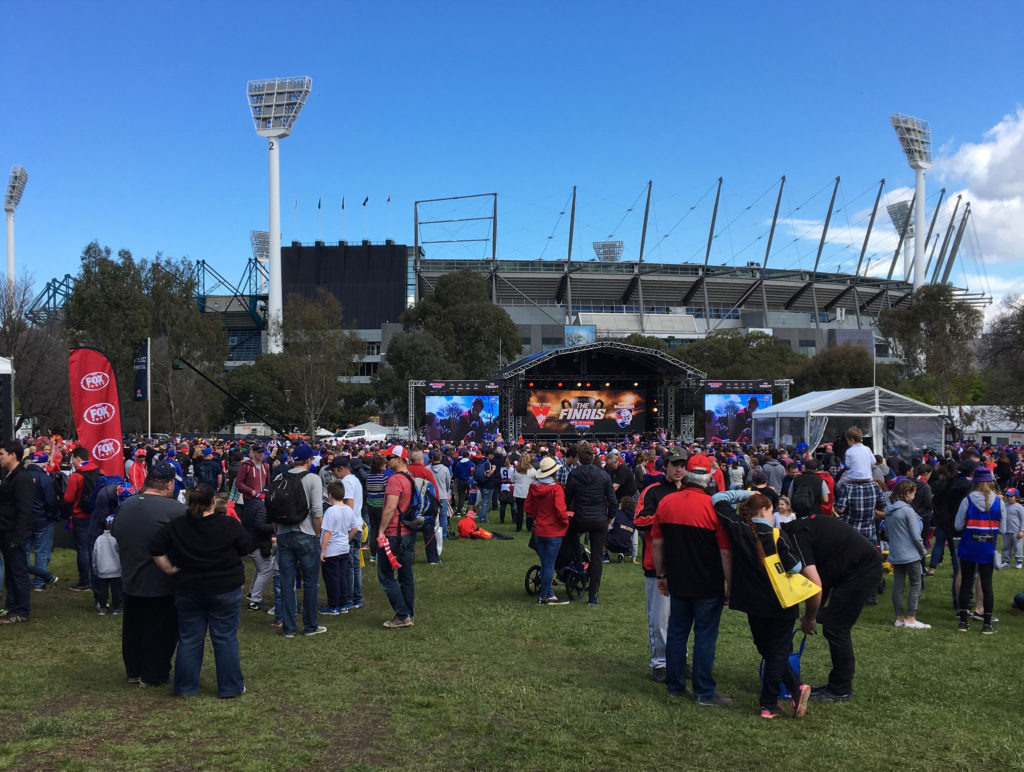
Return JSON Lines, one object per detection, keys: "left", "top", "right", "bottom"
{"left": 63, "top": 242, "right": 229, "bottom": 433}
{"left": 878, "top": 284, "right": 983, "bottom": 412}
{"left": 680, "top": 330, "right": 804, "bottom": 380}
{"left": 400, "top": 270, "right": 520, "bottom": 377}
{"left": 372, "top": 330, "right": 458, "bottom": 422}
{"left": 273, "top": 288, "right": 365, "bottom": 438}
{"left": 788, "top": 344, "right": 901, "bottom": 395}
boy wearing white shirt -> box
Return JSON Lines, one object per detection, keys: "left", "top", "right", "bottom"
{"left": 319, "top": 482, "right": 362, "bottom": 615}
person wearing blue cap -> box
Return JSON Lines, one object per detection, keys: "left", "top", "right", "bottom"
{"left": 93, "top": 512, "right": 123, "bottom": 615}
{"left": 1001, "top": 487, "right": 1024, "bottom": 569}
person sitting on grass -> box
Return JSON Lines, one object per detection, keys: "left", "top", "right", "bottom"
{"left": 884, "top": 480, "right": 930, "bottom": 630}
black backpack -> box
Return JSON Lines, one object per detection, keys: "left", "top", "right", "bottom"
{"left": 265, "top": 470, "right": 311, "bottom": 525}
{"left": 76, "top": 469, "right": 102, "bottom": 513}
{"left": 195, "top": 459, "right": 219, "bottom": 487}
{"left": 473, "top": 460, "right": 491, "bottom": 486}
{"left": 790, "top": 474, "right": 820, "bottom": 517}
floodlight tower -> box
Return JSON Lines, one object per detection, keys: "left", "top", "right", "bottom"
{"left": 250, "top": 229, "right": 269, "bottom": 295}
{"left": 246, "top": 77, "right": 312, "bottom": 353}
{"left": 4, "top": 166, "right": 28, "bottom": 291}
{"left": 890, "top": 114, "right": 932, "bottom": 290}
{"left": 886, "top": 200, "right": 914, "bottom": 281}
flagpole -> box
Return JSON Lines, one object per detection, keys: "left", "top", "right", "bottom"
{"left": 342, "top": 197, "right": 346, "bottom": 241}
{"left": 364, "top": 197, "right": 369, "bottom": 241}
{"left": 388, "top": 195, "right": 392, "bottom": 239}
{"left": 146, "top": 337, "right": 151, "bottom": 438}
{"left": 293, "top": 199, "right": 298, "bottom": 242}
{"left": 317, "top": 196, "right": 322, "bottom": 241}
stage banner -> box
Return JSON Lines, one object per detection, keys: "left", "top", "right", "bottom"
{"left": 132, "top": 342, "right": 149, "bottom": 402}
{"left": 68, "top": 347, "right": 124, "bottom": 476}
{"left": 524, "top": 389, "right": 646, "bottom": 435}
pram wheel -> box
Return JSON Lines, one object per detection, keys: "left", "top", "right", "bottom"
{"left": 565, "top": 569, "right": 590, "bottom": 601}
{"left": 525, "top": 565, "right": 542, "bottom": 596}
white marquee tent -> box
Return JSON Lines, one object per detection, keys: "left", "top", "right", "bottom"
{"left": 752, "top": 387, "right": 944, "bottom": 455}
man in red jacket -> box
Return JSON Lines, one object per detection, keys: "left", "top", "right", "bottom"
{"left": 63, "top": 447, "right": 100, "bottom": 591}
{"left": 234, "top": 445, "right": 272, "bottom": 611}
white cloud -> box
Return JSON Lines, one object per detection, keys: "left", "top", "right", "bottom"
{"left": 935, "top": 108, "right": 1024, "bottom": 200}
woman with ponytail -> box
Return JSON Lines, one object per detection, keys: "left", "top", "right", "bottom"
{"left": 713, "top": 490, "right": 811, "bottom": 719}
{"left": 149, "top": 483, "right": 254, "bottom": 698}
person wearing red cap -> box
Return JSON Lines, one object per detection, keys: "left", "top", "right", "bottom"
{"left": 651, "top": 452, "right": 733, "bottom": 706}
{"left": 128, "top": 449, "right": 148, "bottom": 491}
{"left": 377, "top": 446, "right": 416, "bottom": 628}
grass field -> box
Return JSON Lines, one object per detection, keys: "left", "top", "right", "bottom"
{"left": 1, "top": 519, "right": 1022, "bottom": 771}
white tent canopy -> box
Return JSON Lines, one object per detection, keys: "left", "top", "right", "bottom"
{"left": 752, "top": 387, "right": 944, "bottom": 456}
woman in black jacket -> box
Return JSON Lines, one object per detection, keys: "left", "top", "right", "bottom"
{"left": 564, "top": 445, "right": 617, "bottom": 606}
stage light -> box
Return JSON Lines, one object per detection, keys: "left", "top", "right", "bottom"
{"left": 633, "top": 382, "right": 638, "bottom": 387}
{"left": 557, "top": 382, "right": 563, "bottom": 388}
{"left": 527, "top": 381, "right": 534, "bottom": 388}
{"left": 652, "top": 407, "right": 659, "bottom": 414}
{"left": 585, "top": 382, "right": 591, "bottom": 388}
{"left": 247, "top": 76, "right": 313, "bottom": 353}
{"left": 576, "top": 382, "right": 582, "bottom": 387}
{"left": 604, "top": 382, "right": 610, "bottom": 388}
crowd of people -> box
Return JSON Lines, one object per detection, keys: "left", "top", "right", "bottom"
{"left": 0, "top": 428, "right": 1021, "bottom": 714}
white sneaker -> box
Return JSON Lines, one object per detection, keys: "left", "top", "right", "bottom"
{"left": 893, "top": 619, "right": 905, "bottom": 627}
{"left": 904, "top": 620, "right": 931, "bottom": 629}
{"left": 304, "top": 626, "right": 327, "bottom": 636}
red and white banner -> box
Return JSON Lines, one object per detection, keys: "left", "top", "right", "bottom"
{"left": 68, "top": 348, "right": 124, "bottom": 476}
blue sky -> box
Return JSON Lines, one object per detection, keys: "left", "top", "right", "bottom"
{"left": 4, "top": 1, "right": 1022, "bottom": 315}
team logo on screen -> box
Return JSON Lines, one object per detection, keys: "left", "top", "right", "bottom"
{"left": 531, "top": 405, "right": 551, "bottom": 427}
{"left": 614, "top": 408, "right": 633, "bottom": 428}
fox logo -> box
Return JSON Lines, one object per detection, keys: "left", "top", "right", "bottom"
{"left": 84, "top": 402, "right": 116, "bottom": 426}
{"left": 92, "top": 438, "right": 121, "bottom": 462}
{"left": 81, "top": 371, "right": 110, "bottom": 391}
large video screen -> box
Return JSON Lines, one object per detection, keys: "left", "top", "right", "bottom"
{"left": 704, "top": 393, "right": 772, "bottom": 443}
{"left": 424, "top": 395, "right": 500, "bottom": 443}
{"left": 524, "top": 390, "right": 646, "bottom": 435}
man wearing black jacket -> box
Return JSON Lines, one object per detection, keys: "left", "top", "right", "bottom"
{"left": 565, "top": 444, "right": 617, "bottom": 606}
{"left": 0, "top": 441, "right": 37, "bottom": 624}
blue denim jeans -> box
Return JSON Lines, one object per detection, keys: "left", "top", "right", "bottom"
{"left": 377, "top": 533, "right": 416, "bottom": 618}
{"left": 347, "top": 538, "right": 363, "bottom": 605}
{"left": 534, "top": 536, "right": 562, "bottom": 600}
{"left": 25, "top": 522, "right": 56, "bottom": 588}
{"left": 476, "top": 487, "right": 494, "bottom": 522}
{"left": 666, "top": 596, "right": 724, "bottom": 699}
{"left": 439, "top": 499, "right": 450, "bottom": 540}
{"left": 173, "top": 587, "right": 244, "bottom": 698}
{"left": 0, "top": 536, "right": 30, "bottom": 618}
{"left": 277, "top": 531, "right": 321, "bottom": 635}
{"left": 72, "top": 519, "right": 92, "bottom": 585}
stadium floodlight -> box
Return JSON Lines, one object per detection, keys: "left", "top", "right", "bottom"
{"left": 250, "top": 229, "right": 270, "bottom": 295}
{"left": 247, "top": 76, "right": 313, "bottom": 353}
{"left": 890, "top": 114, "right": 932, "bottom": 290}
{"left": 5, "top": 165, "right": 28, "bottom": 291}
{"left": 592, "top": 240, "right": 624, "bottom": 262}
{"left": 886, "top": 201, "right": 914, "bottom": 282}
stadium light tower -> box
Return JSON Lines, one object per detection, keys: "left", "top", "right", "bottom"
{"left": 247, "top": 76, "right": 312, "bottom": 353}
{"left": 886, "top": 200, "right": 914, "bottom": 281}
{"left": 890, "top": 114, "right": 932, "bottom": 290}
{"left": 4, "top": 166, "right": 28, "bottom": 291}
{"left": 250, "top": 229, "right": 270, "bottom": 296}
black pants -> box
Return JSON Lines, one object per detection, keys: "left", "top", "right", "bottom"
{"left": 0, "top": 534, "right": 31, "bottom": 618}
{"left": 572, "top": 519, "right": 607, "bottom": 602}
{"left": 455, "top": 481, "right": 470, "bottom": 513}
{"left": 819, "top": 560, "right": 882, "bottom": 694}
{"left": 957, "top": 560, "right": 994, "bottom": 615}
{"left": 748, "top": 614, "right": 800, "bottom": 708}
{"left": 94, "top": 577, "right": 123, "bottom": 610}
{"left": 514, "top": 497, "right": 526, "bottom": 531}
{"left": 122, "top": 593, "right": 178, "bottom": 685}
{"left": 321, "top": 553, "right": 351, "bottom": 609}
{"left": 423, "top": 523, "right": 440, "bottom": 564}
{"left": 366, "top": 506, "right": 383, "bottom": 560}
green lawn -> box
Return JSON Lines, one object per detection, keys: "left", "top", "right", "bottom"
{"left": 1, "top": 522, "right": 1022, "bottom": 771}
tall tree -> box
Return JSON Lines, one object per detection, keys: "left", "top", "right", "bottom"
{"left": 400, "top": 270, "right": 520, "bottom": 377}
{"left": 273, "top": 288, "right": 364, "bottom": 437}
{"left": 788, "top": 344, "right": 901, "bottom": 395}
{"left": 372, "top": 329, "right": 460, "bottom": 423}
{"left": 680, "top": 330, "right": 804, "bottom": 380}
{"left": 878, "top": 284, "right": 983, "bottom": 412}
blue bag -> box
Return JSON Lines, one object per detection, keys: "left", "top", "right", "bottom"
{"left": 758, "top": 632, "right": 806, "bottom": 699}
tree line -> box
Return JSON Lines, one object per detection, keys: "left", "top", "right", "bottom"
{"left": 0, "top": 246, "right": 1011, "bottom": 438}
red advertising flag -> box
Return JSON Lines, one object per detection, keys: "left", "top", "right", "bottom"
{"left": 68, "top": 348, "right": 125, "bottom": 477}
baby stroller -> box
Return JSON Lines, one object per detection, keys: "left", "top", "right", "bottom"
{"left": 525, "top": 537, "right": 591, "bottom": 601}
{"left": 605, "top": 509, "right": 637, "bottom": 563}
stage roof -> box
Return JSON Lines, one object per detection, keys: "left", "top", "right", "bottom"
{"left": 495, "top": 341, "right": 706, "bottom": 383}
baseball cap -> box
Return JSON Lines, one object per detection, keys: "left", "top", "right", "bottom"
{"left": 202, "top": 447, "right": 212, "bottom": 455}
{"left": 664, "top": 447, "right": 686, "bottom": 464}
{"left": 686, "top": 454, "right": 710, "bottom": 472}
{"left": 292, "top": 444, "right": 314, "bottom": 461}
{"left": 148, "top": 461, "right": 176, "bottom": 481}
{"left": 330, "top": 455, "right": 351, "bottom": 469}
{"left": 31, "top": 452, "right": 49, "bottom": 463}
{"left": 134, "top": 448, "right": 146, "bottom": 457}
{"left": 752, "top": 472, "right": 769, "bottom": 485}
{"left": 804, "top": 458, "right": 820, "bottom": 470}
{"left": 386, "top": 445, "right": 408, "bottom": 460}
{"left": 1005, "top": 487, "right": 1019, "bottom": 497}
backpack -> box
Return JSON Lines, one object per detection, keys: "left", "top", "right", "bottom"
{"left": 265, "top": 470, "right": 311, "bottom": 525}
{"left": 51, "top": 470, "right": 70, "bottom": 517}
{"left": 790, "top": 474, "right": 819, "bottom": 517}
{"left": 474, "top": 460, "right": 491, "bottom": 486}
{"left": 396, "top": 471, "right": 440, "bottom": 531}
{"left": 89, "top": 475, "right": 125, "bottom": 513}
{"left": 195, "top": 459, "right": 219, "bottom": 487}
{"left": 76, "top": 469, "right": 102, "bottom": 513}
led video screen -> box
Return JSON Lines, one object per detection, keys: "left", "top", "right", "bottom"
{"left": 704, "top": 393, "right": 772, "bottom": 443}
{"left": 424, "top": 395, "right": 499, "bottom": 443}
{"left": 524, "top": 390, "right": 646, "bottom": 434}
